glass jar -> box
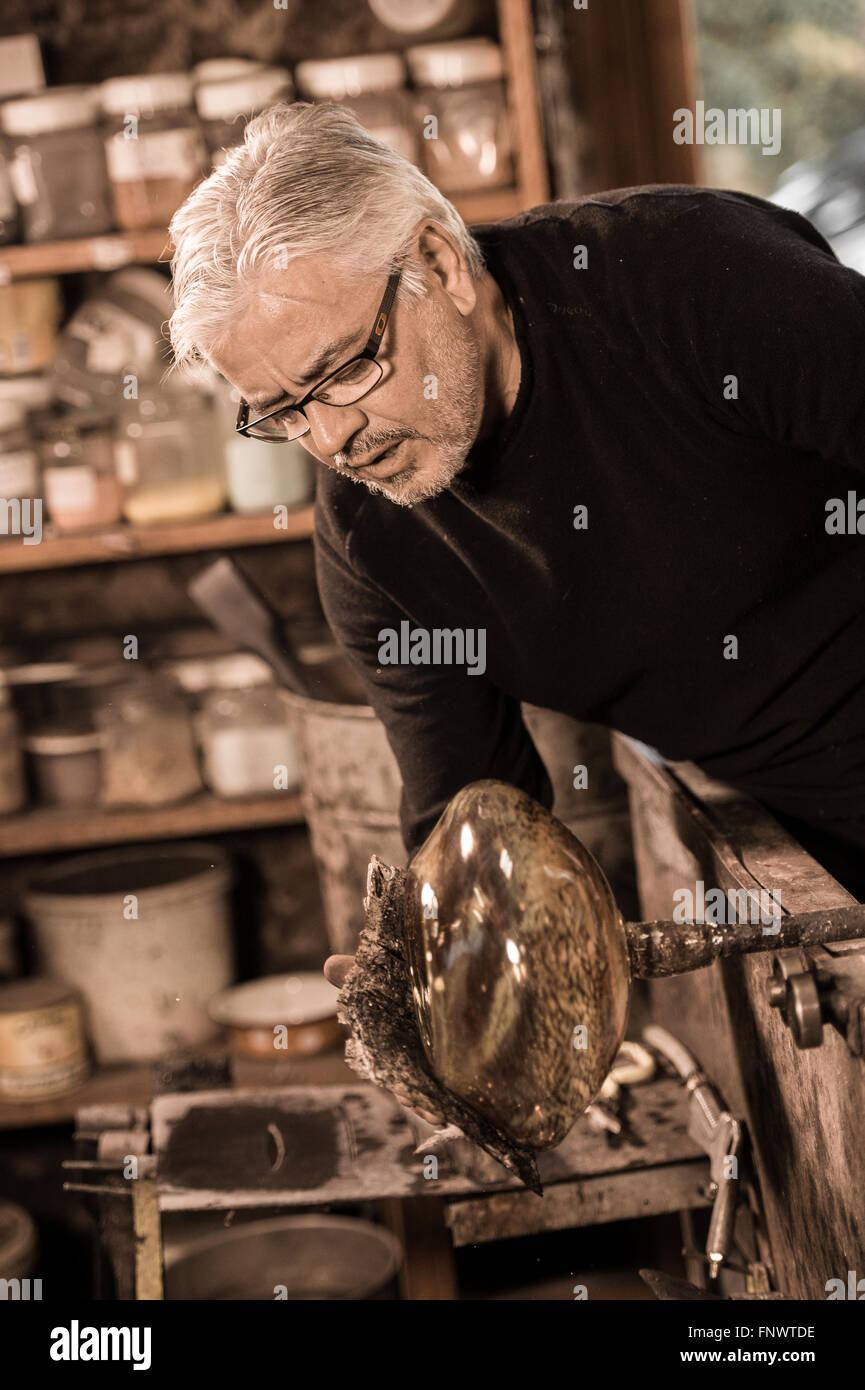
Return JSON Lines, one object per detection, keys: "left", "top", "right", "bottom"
{"left": 24, "top": 724, "right": 102, "bottom": 807}
{"left": 97, "top": 676, "right": 202, "bottom": 807}
{"left": 1, "top": 86, "right": 113, "bottom": 243}
{"left": 0, "top": 400, "right": 39, "bottom": 502}
{"left": 195, "top": 685, "right": 300, "bottom": 798}
{"left": 41, "top": 411, "right": 122, "bottom": 533}
{"left": 0, "top": 140, "right": 18, "bottom": 245}
{"left": 115, "top": 385, "right": 226, "bottom": 525}
{"left": 196, "top": 67, "right": 293, "bottom": 168}
{"left": 0, "top": 678, "right": 26, "bottom": 815}
{"left": 100, "top": 72, "right": 207, "bottom": 231}
{"left": 295, "top": 53, "right": 419, "bottom": 165}
{"left": 406, "top": 39, "right": 514, "bottom": 194}
{"left": 0, "top": 278, "right": 61, "bottom": 376}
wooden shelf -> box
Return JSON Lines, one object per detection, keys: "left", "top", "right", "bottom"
{"left": 0, "top": 189, "right": 531, "bottom": 284}
{"left": 0, "top": 228, "right": 171, "bottom": 283}
{"left": 0, "top": 790, "right": 305, "bottom": 858}
{"left": 0, "top": 505, "right": 314, "bottom": 573}
{"left": 0, "top": 1044, "right": 353, "bottom": 1131}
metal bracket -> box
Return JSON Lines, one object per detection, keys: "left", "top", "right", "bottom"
{"left": 767, "top": 943, "right": 865, "bottom": 1055}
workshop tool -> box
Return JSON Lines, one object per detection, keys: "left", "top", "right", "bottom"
{"left": 643, "top": 1025, "right": 741, "bottom": 1281}
{"left": 346, "top": 779, "right": 865, "bottom": 1183}
{"left": 585, "top": 1040, "right": 655, "bottom": 1136}
{"left": 188, "top": 556, "right": 317, "bottom": 698}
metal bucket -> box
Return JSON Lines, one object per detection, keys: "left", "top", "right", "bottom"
{"left": 24, "top": 843, "right": 234, "bottom": 1064}
{"left": 279, "top": 690, "right": 405, "bottom": 954}
{"left": 521, "top": 706, "right": 638, "bottom": 920}
{"left": 281, "top": 689, "right": 637, "bottom": 951}
{"left": 164, "top": 1214, "right": 402, "bottom": 1300}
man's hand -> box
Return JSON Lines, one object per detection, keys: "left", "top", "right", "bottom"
{"left": 323, "top": 953, "right": 444, "bottom": 1126}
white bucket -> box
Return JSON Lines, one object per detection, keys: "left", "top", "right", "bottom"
{"left": 25, "top": 843, "right": 234, "bottom": 1063}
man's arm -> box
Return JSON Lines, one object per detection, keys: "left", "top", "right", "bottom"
{"left": 314, "top": 508, "right": 552, "bottom": 855}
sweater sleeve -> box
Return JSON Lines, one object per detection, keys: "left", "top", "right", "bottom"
{"left": 314, "top": 502, "right": 553, "bottom": 856}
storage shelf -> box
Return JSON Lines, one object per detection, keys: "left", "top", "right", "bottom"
{"left": 0, "top": 505, "right": 314, "bottom": 573}
{"left": 0, "top": 228, "right": 171, "bottom": 282}
{"left": 0, "top": 1044, "right": 353, "bottom": 1130}
{"left": 0, "top": 790, "right": 305, "bottom": 858}
{"left": 0, "top": 189, "right": 525, "bottom": 283}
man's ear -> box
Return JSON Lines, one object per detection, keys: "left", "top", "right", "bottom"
{"left": 414, "top": 220, "right": 478, "bottom": 316}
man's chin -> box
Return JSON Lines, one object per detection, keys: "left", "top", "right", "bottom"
{"left": 369, "top": 455, "right": 468, "bottom": 507}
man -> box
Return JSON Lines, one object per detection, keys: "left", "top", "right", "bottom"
{"left": 170, "top": 101, "right": 865, "bottom": 952}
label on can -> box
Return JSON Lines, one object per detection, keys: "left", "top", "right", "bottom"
{"left": 0, "top": 997, "right": 89, "bottom": 1100}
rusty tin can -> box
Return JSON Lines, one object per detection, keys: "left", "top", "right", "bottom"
{"left": 0, "top": 978, "right": 90, "bottom": 1101}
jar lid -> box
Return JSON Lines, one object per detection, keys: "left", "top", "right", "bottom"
{"left": 195, "top": 66, "right": 292, "bottom": 122}
{"left": 0, "top": 375, "right": 54, "bottom": 415}
{"left": 25, "top": 726, "right": 103, "bottom": 755}
{"left": 368, "top": 0, "right": 459, "bottom": 34}
{"left": 0, "top": 399, "right": 26, "bottom": 432}
{"left": 192, "top": 57, "right": 266, "bottom": 85}
{"left": 0, "top": 977, "right": 80, "bottom": 1013}
{"left": 0, "top": 85, "right": 100, "bottom": 136}
{"left": 100, "top": 71, "right": 194, "bottom": 116}
{"left": 296, "top": 53, "right": 407, "bottom": 100}
{"left": 405, "top": 38, "right": 504, "bottom": 87}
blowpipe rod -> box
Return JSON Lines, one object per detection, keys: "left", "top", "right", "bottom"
{"left": 627, "top": 905, "right": 865, "bottom": 979}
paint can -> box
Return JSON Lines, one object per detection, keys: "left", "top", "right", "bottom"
{"left": 0, "top": 977, "right": 90, "bottom": 1101}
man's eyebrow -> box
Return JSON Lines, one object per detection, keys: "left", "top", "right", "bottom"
{"left": 250, "top": 329, "right": 364, "bottom": 413}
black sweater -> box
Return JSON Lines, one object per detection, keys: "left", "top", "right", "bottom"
{"left": 315, "top": 186, "right": 865, "bottom": 855}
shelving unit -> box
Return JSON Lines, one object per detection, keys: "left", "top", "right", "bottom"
{"left": 0, "top": 505, "right": 314, "bottom": 573}
{"left": 0, "top": 790, "right": 305, "bottom": 858}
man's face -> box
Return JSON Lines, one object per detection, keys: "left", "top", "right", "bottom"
{"left": 206, "top": 253, "right": 484, "bottom": 507}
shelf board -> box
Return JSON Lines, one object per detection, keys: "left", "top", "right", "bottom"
{"left": 0, "top": 228, "right": 171, "bottom": 282}
{"left": 0, "top": 505, "right": 314, "bottom": 573}
{"left": 0, "top": 189, "right": 526, "bottom": 282}
{"left": 0, "top": 789, "right": 305, "bottom": 857}
{"left": 0, "top": 1044, "right": 353, "bottom": 1131}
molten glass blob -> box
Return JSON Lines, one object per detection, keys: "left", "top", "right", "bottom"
{"left": 403, "top": 780, "right": 631, "bottom": 1149}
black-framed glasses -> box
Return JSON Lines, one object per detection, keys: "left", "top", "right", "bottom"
{"left": 235, "top": 267, "right": 402, "bottom": 442}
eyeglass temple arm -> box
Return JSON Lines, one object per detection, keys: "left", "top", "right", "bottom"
{"left": 362, "top": 269, "right": 402, "bottom": 357}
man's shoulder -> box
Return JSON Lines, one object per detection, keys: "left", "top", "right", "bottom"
{"left": 473, "top": 185, "right": 832, "bottom": 257}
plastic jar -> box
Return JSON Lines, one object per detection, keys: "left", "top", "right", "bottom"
{"left": 0, "top": 278, "right": 61, "bottom": 376}
{"left": 0, "top": 677, "right": 26, "bottom": 815}
{"left": 196, "top": 66, "right": 292, "bottom": 167}
{"left": 196, "top": 685, "right": 300, "bottom": 798}
{"left": 0, "top": 400, "right": 39, "bottom": 502}
{"left": 115, "top": 386, "right": 226, "bottom": 525}
{"left": 1, "top": 86, "right": 113, "bottom": 242}
{"left": 406, "top": 39, "right": 513, "bottom": 194}
{"left": 101, "top": 72, "right": 207, "bottom": 231}
{"left": 295, "top": 53, "right": 418, "bottom": 164}
{"left": 97, "top": 676, "right": 202, "bottom": 807}
{"left": 41, "top": 411, "right": 122, "bottom": 532}
{"left": 24, "top": 725, "right": 103, "bottom": 807}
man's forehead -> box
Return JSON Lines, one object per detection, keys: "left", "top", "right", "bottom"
{"left": 216, "top": 262, "right": 379, "bottom": 408}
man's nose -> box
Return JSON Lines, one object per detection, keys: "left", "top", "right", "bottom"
{"left": 303, "top": 400, "right": 368, "bottom": 462}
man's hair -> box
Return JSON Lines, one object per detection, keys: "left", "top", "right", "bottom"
{"left": 168, "top": 101, "right": 486, "bottom": 367}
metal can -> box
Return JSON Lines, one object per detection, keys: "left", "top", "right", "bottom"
{"left": 0, "top": 978, "right": 90, "bottom": 1101}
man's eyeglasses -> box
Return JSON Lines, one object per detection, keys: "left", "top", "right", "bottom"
{"left": 235, "top": 267, "right": 402, "bottom": 442}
